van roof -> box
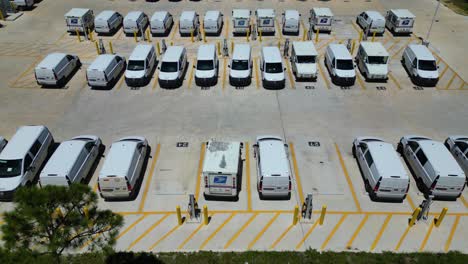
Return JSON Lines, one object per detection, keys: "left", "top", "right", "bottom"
{"left": 88, "top": 54, "right": 117, "bottom": 71}
{"left": 360, "top": 42, "right": 389, "bottom": 57}
{"left": 262, "top": 47, "right": 282, "bottom": 62}
{"left": 257, "top": 136, "right": 290, "bottom": 177}
{"left": 328, "top": 44, "right": 352, "bottom": 59}
{"left": 233, "top": 44, "right": 251, "bottom": 60}
{"left": 162, "top": 46, "right": 184, "bottom": 62}
{"left": 256, "top": 9, "right": 275, "bottom": 18}
{"left": 312, "top": 8, "right": 333, "bottom": 17}
{"left": 367, "top": 142, "right": 408, "bottom": 179}
{"left": 407, "top": 44, "right": 435, "bottom": 61}
{"left": 232, "top": 9, "right": 250, "bottom": 18}
{"left": 203, "top": 141, "right": 241, "bottom": 174}
{"left": 180, "top": 11, "right": 197, "bottom": 20}
{"left": 40, "top": 139, "right": 87, "bottom": 177}
{"left": 292, "top": 41, "right": 318, "bottom": 56}
{"left": 204, "top": 10, "right": 221, "bottom": 21}
{"left": 151, "top": 11, "right": 168, "bottom": 21}
{"left": 197, "top": 44, "right": 216, "bottom": 60}
{"left": 129, "top": 44, "right": 153, "bottom": 61}
{"left": 284, "top": 10, "right": 299, "bottom": 20}
{"left": 0, "top": 126, "right": 48, "bottom": 160}
{"left": 389, "top": 9, "right": 415, "bottom": 19}
{"left": 99, "top": 138, "right": 140, "bottom": 178}
{"left": 364, "top": 10, "right": 384, "bottom": 20}
{"left": 95, "top": 10, "right": 116, "bottom": 21}
{"left": 418, "top": 141, "right": 465, "bottom": 177}
{"left": 65, "top": 8, "right": 91, "bottom": 18}
{"left": 125, "top": 11, "right": 144, "bottom": 21}
{"left": 37, "top": 53, "right": 67, "bottom": 69}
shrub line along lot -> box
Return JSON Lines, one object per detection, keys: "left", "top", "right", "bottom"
{"left": 0, "top": 0, "right": 467, "bottom": 254}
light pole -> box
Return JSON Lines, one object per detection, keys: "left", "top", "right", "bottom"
{"left": 424, "top": 0, "right": 441, "bottom": 45}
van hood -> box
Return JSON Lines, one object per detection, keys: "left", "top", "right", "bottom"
{"left": 264, "top": 72, "right": 285, "bottom": 82}
{"left": 159, "top": 71, "right": 179, "bottom": 81}
{"left": 196, "top": 69, "right": 216, "bottom": 79}
{"left": 230, "top": 69, "right": 250, "bottom": 78}
{"left": 417, "top": 69, "right": 439, "bottom": 79}
{"left": 296, "top": 63, "right": 317, "bottom": 75}
{"left": 366, "top": 64, "right": 388, "bottom": 75}
{"left": 0, "top": 176, "right": 21, "bottom": 191}
{"left": 335, "top": 69, "right": 356, "bottom": 78}
{"left": 125, "top": 70, "right": 145, "bottom": 79}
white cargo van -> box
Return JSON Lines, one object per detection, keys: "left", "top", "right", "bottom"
{"left": 402, "top": 44, "right": 439, "bottom": 87}
{"left": 87, "top": 54, "right": 126, "bottom": 88}
{"left": 158, "top": 46, "right": 187, "bottom": 88}
{"left": 256, "top": 9, "right": 275, "bottom": 35}
{"left": 398, "top": 136, "right": 466, "bottom": 199}
{"left": 355, "top": 42, "right": 389, "bottom": 81}
{"left": 260, "top": 46, "right": 285, "bottom": 89}
{"left": 445, "top": 136, "right": 468, "bottom": 177}
{"left": 150, "top": 11, "right": 173, "bottom": 36}
{"left": 356, "top": 11, "right": 385, "bottom": 35}
{"left": 353, "top": 137, "right": 410, "bottom": 202}
{"left": 0, "top": 137, "right": 7, "bottom": 153}
{"left": 123, "top": 11, "right": 149, "bottom": 35}
{"left": 232, "top": 9, "right": 251, "bottom": 36}
{"left": 39, "top": 136, "right": 101, "bottom": 187}
{"left": 290, "top": 41, "right": 318, "bottom": 81}
{"left": 94, "top": 10, "right": 123, "bottom": 34}
{"left": 204, "top": 11, "right": 224, "bottom": 36}
{"left": 282, "top": 10, "right": 300, "bottom": 35}
{"left": 179, "top": 11, "right": 200, "bottom": 37}
{"left": 125, "top": 44, "right": 157, "bottom": 87}
{"left": 325, "top": 44, "right": 356, "bottom": 86}
{"left": 35, "top": 53, "right": 81, "bottom": 87}
{"left": 254, "top": 136, "right": 291, "bottom": 200}
{"left": 309, "top": 8, "right": 333, "bottom": 33}
{"left": 64, "top": 8, "right": 94, "bottom": 34}
{"left": 12, "top": 0, "right": 34, "bottom": 10}
{"left": 98, "top": 137, "right": 148, "bottom": 200}
{"left": 0, "top": 126, "right": 53, "bottom": 200}
{"left": 202, "top": 141, "right": 242, "bottom": 201}
{"left": 195, "top": 44, "right": 219, "bottom": 87}
{"left": 385, "top": 9, "right": 415, "bottom": 35}
{"left": 229, "top": 44, "right": 252, "bottom": 87}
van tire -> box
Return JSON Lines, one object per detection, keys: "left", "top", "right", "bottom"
{"left": 259, "top": 192, "right": 264, "bottom": 200}
{"left": 444, "top": 140, "right": 450, "bottom": 150}
{"left": 287, "top": 192, "right": 291, "bottom": 200}
{"left": 77, "top": 59, "right": 82, "bottom": 69}
{"left": 397, "top": 143, "right": 403, "bottom": 155}
{"left": 352, "top": 145, "right": 356, "bottom": 158}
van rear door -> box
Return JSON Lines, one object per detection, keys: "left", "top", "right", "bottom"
{"left": 87, "top": 69, "right": 107, "bottom": 84}
{"left": 262, "top": 175, "right": 289, "bottom": 193}
{"left": 434, "top": 175, "right": 465, "bottom": 195}
{"left": 40, "top": 174, "right": 70, "bottom": 187}
{"left": 35, "top": 68, "right": 57, "bottom": 82}
{"left": 98, "top": 175, "right": 131, "bottom": 197}
{"left": 208, "top": 173, "right": 234, "bottom": 195}
{"left": 378, "top": 177, "right": 408, "bottom": 195}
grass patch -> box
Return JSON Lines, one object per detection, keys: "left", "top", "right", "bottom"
{"left": 441, "top": 0, "right": 468, "bottom": 15}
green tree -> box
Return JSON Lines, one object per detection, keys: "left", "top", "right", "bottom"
{"left": 1, "top": 184, "right": 123, "bottom": 263}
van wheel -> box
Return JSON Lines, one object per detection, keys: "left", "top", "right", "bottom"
{"left": 25, "top": 181, "right": 32, "bottom": 188}
{"left": 397, "top": 143, "right": 403, "bottom": 155}
{"left": 233, "top": 194, "right": 239, "bottom": 202}
{"left": 77, "top": 59, "right": 82, "bottom": 68}
{"left": 364, "top": 180, "right": 371, "bottom": 193}
{"left": 259, "top": 192, "right": 264, "bottom": 200}
{"left": 352, "top": 145, "right": 356, "bottom": 158}
{"left": 287, "top": 192, "right": 291, "bottom": 200}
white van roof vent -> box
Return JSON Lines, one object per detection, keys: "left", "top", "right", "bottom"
{"left": 219, "top": 155, "right": 227, "bottom": 169}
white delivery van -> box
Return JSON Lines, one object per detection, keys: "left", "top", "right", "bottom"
{"left": 445, "top": 136, "right": 468, "bottom": 177}
{"left": 398, "top": 136, "right": 466, "bottom": 199}
{"left": 123, "top": 11, "right": 149, "bottom": 35}
{"left": 202, "top": 141, "right": 242, "bottom": 201}
{"left": 353, "top": 137, "right": 410, "bottom": 202}
{"left": 325, "top": 44, "right": 356, "bottom": 86}
{"left": 356, "top": 11, "right": 386, "bottom": 35}
{"left": 385, "top": 9, "right": 415, "bottom": 35}
{"left": 64, "top": 8, "right": 94, "bottom": 34}
{"left": 0, "top": 137, "right": 7, "bottom": 153}
{"left": 232, "top": 9, "right": 251, "bottom": 36}
{"left": 290, "top": 41, "right": 318, "bottom": 81}
{"left": 204, "top": 11, "right": 224, "bottom": 36}
{"left": 402, "top": 44, "right": 439, "bottom": 87}
{"left": 309, "top": 8, "right": 333, "bottom": 33}
{"left": 94, "top": 10, "right": 123, "bottom": 34}
{"left": 355, "top": 42, "right": 389, "bottom": 81}
{"left": 125, "top": 44, "right": 157, "bottom": 87}
{"left": 158, "top": 46, "right": 187, "bottom": 88}
{"left": 254, "top": 136, "right": 291, "bottom": 200}
{"left": 179, "top": 11, "right": 200, "bottom": 37}
{"left": 256, "top": 9, "right": 276, "bottom": 35}
{"left": 0, "top": 126, "right": 53, "bottom": 200}
{"left": 87, "top": 54, "right": 126, "bottom": 88}
{"left": 195, "top": 44, "right": 219, "bottom": 87}
{"left": 39, "top": 136, "right": 101, "bottom": 187}
{"left": 12, "top": 0, "right": 34, "bottom": 10}
{"left": 98, "top": 137, "right": 148, "bottom": 200}
{"left": 35, "top": 53, "right": 81, "bottom": 87}
{"left": 282, "top": 10, "right": 300, "bottom": 35}
{"left": 150, "top": 11, "right": 173, "bottom": 36}
{"left": 229, "top": 43, "right": 252, "bottom": 87}
{"left": 260, "top": 46, "right": 285, "bottom": 89}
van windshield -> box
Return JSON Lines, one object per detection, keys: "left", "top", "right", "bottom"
{"left": 297, "top": 56, "right": 316, "bottom": 63}
{"left": 127, "top": 60, "right": 145, "bottom": 71}
{"left": 336, "top": 59, "right": 354, "bottom": 70}
{"left": 231, "top": 60, "right": 249, "bottom": 70}
{"left": 197, "top": 60, "right": 214, "bottom": 70}
{"left": 160, "top": 62, "right": 178, "bottom": 73}
{"left": 367, "top": 56, "right": 388, "bottom": 64}
{"left": 418, "top": 60, "right": 437, "bottom": 71}
{"left": 0, "top": 159, "right": 22, "bottom": 178}
{"left": 265, "top": 63, "right": 283, "bottom": 73}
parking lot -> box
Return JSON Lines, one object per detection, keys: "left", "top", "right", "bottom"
{"left": 0, "top": 0, "right": 467, "bottom": 253}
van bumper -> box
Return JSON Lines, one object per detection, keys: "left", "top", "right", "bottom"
{"left": 262, "top": 79, "right": 285, "bottom": 89}
{"left": 195, "top": 76, "right": 217, "bottom": 87}
{"left": 375, "top": 192, "right": 406, "bottom": 201}
{"left": 159, "top": 78, "right": 180, "bottom": 88}
{"left": 431, "top": 190, "right": 462, "bottom": 199}
{"left": 37, "top": 79, "right": 58, "bottom": 86}
{"left": 260, "top": 190, "right": 290, "bottom": 199}
{"left": 414, "top": 76, "right": 439, "bottom": 87}
{"left": 229, "top": 76, "right": 251, "bottom": 87}
{"left": 125, "top": 77, "right": 146, "bottom": 87}
{"left": 0, "top": 189, "right": 16, "bottom": 201}
{"left": 333, "top": 76, "right": 356, "bottom": 86}
{"left": 313, "top": 25, "right": 332, "bottom": 32}
{"left": 100, "top": 191, "right": 131, "bottom": 199}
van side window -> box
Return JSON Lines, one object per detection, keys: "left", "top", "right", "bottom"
{"left": 84, "top": 142, "right": 94, "bottom": 153}
{"left": 332, "top": 58, "right": 336, "bottom": 67}
{"left": 358, "top": 143, "right": 368, "bottom": 153}
{"left": 411, "top": 58, "right": 417, "bottom": 68}
{"left": 66, "top": 55, "right": 74, "bottom": 62}
{"left": 364, "top": 151, "right": 374, "bottom": 167}
{"left": 30, "top": 140, "right": 42, "bottom": 156}
{"left": 23, "top": 155, "right": 32, "bottom": 172}
{"left": 456, "top": 142, "right": 468, "bottom": 153}
{"left": 408, "top": 141, "right": 419, "bottom": 152}
{"left": 416, "top": 149, "right": 428, "bottom": 166}
{"left": 115, "top": 56, "right": 122, "bottom": 63}
{"left": 145, "top": 58, "right": 150, "bottom": 68}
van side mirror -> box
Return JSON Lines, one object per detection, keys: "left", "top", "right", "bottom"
{"left": 228, "top": 65, "right": 231, "bottom": 68}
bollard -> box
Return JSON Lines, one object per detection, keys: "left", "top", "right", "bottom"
{"left": 133, "top": 31, "right": 138, "bottom": 43}
{"left": 217, "top": 41, "right": 221, "bottom": 56}
{"left": 0, "top": 11, "right": 4, "bottom": 21}
{"left": 76, "top": 29, "right": 81, "bottom": 42}
{"left": 203, "top": 205, "right": 209, "bottom": 225}
{"left": 84, "top": 207, "right": 89, "bottom": 219}
{"left": 246, "top": 27, "right": 250, "bottom": 42}
{"left": 231, "top": 41, "right": 234, "bottom": 53}
{"left": 54, "top": 208, "right": 63, "bottom": 218}
{"left": 315, "top": 28, "right": 319, "bottom": 43}
{"left": 319, "top": 205, "right": 327, "bottom": 225}
{"left": 359, "top": 31, "right": 363, "bottom": 42}
{"left": 372, "top": 31, "right": 376, "bottom": 42}
{"left": 434, "top": 207, "right": 448, "bottom": 227}
{"left": 191, "top": 29, "right": 194, "bottom": 43}
{"left": 176, "top": 206, "right": 183, "bottom": 225}
{"left": 109, "top": 41, "right": 114, "bottom": 54}
{"left": 95, "top": 42, "right": 100, "bottom": 55}
{"left": 146, "top": 29, "right": 151, "bottom": 42}
{"left": 303, "top": 29, "right": 307, "bottom": 41}
{"left": 156, "top": 42, "right": 161, "bottom": 55}
{"left": 277, "top": 41, "right": 281, "bottom": 50}
{"left": 351, "top": 40, "right": 356, "bottom": 55}
{"left": 88, "top": 29, "right": 94, "bottom": 42}
{"left": 409, "top": 207, "right": 421, "bottom": 227}
{"left": 259, "top": 29, "right": 262, "bottom": 42}
{"left": 293, "top": 205, "right": 300, "bottom": 225}
{"left": 203, "top": 30, "right": 207, "bottom": 43}
{"left": 170, "top": 41, "right": 173, "bottom": 46}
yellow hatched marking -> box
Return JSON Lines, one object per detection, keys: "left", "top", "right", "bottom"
{"left": 177, "top": 223, "right": 204, "bottom": 249}
{"left": 148, "top": 223, "right": 181, "bottom": 250}
{"left": 245, "top": 142, "right": 252, "bottom": 211}
{"left": 356, "top": 73, "right": 366, "bottom": 90}
{"left": 438, "top": 64, "right": 450, "bottom": 80}
{"left": 317, "top": 61, "right": 331, "bottom": 89}
{"left": 445, "top": 73, "right": 457, "bottom": 90}
{"left": 187, "top": 59, "right": 195, "bottom": 89}
{"left": 138, "top": 144, "right": 161, "bottom": 212}
{"left": 406, "top": 194, "right": 416, "bottom": 211}
{"left": 286, "top": 60, "right": 295, "bottom": 89}
{"left": 296, "top": 220, "right": 320, "bottom": 249}
{"left": 116, "top": 215, "right": 146, "bottom": 240}
{"left": 351, "top": 21, "right": 362, "bottom": 34}
{"left": 170, "top": 22, "right": 178, "bottom": 41}
{"left": 225, "top": 20, "right": 229, "bottom": 39}
{"left": 289, "top": 143, "right": 304, "bottom": 205}
{"left": 386, "top": 39, "right": 400, "bottom": 51}
{"left": 152, "top": 72, "right": 159, "bottom": 90}
{"left": 80, "top": 225, "right": 111, "bottom": 250}
{"left": 345, "top": 214, "right": 369, "bottom": 249}
{"left": 395, "top": 225, "right": 411, "bottom": 251}
{"left": 460, "top": 196, "right": 468, "bottom": 208}
{"left": 126, "top": 214, "right": 169, "bottom": 250}
{"left": 370, "top": 215, "right": 392, "bottom": 251}
{"left": 335, "top": 144, "right": 362, "bottom": 212}
{"left": 254, "top": 58, "right": 260, "bottom": 89}
{"left": 195, "top": 143, "right": 206, "bottom": 201}
{"left": 223, "top": 213, "right": 258, "bottom": 249}
{"left": 247, "top": 213, "right": 280, "bottom": 249}
{"left": 222, "top": 58, "right": 227, "bottom": 91}
{"left": 388, "top": 72, "right": 402, "bottom": 90}
{"left": 9, "top": 56, "right": 42, "bottom": 88}
{"left": 270, "top": 224, "right": 294, "bottom": 249}
{"left": 419, "top": 221, "right": 435, "bottom": 251}
{"left": 199, "top": 213, "right": 236, "bottom": 250}
{"left": 444, "top": 216, "right": 460, "bottom": 252}
{"left": 320, "top": 215, "right": 348, "bottom": 250}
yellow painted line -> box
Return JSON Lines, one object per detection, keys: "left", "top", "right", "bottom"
{"left": 295, "top": 220, "right": 320, "bottom": 249}
{"left": 170, "top": 22, "right": 178, "bottom": 41}
{"left": 391, "top": 39, "right": 412, "bottom": 59}
{"left": 386, "top": 39, "right": 400, "bottom": 51}
{"left": 245, "top": 142, "right": 252, "bottom": 211}
{"left": 335, "top": 144, "right": 362, "bottom": 212}
{"left": 138, "top": 144, "right": 161, "bottom": 212}
{"left": 152, "top": 72, "right": 159, "bottom": 90}
{"left": 199, "top": 213, "right": 236, "bottom": 250}
{"left": 53, "top": 32, "right": 68, "bottom": 45}
{"left": 388, "top": 72, "right": 402, "bottom": 90}
{"left": 115, "top": 76, "right": 125, "bottom": 90}
{"left": 300, "top": 20, "right": 306, "bottom": 39}
{"left": 195, "top": 143, "right": 206, "bottom": 201}
{"left": 126, "top": 214, "right": 169, "bottom": 250}
{"left": 406, "top": 194, "right": 416, "bottom": 211}
{"left": 394, "top": 225, "right": 411, "bottom": 251}
{"left": 320, "top": 214, "right": 348, "bottom": 250}
{"left": 247, "top": 213, "right": 280, "bottom": 249}
{"left": 115, "top": 29, "right": 124, "bottom": 40}
{"left": 270, "top": 224, "right": 294, "bottom": 249}
{"left": 187, "top": 59, "right": 195, "bottom": 89}
{"left": 317, "top": 61, "right": 331, "bottom": 89}
{"left": 444, "top": 215, "right": 460, "bottom": 252}
{"left": 459, "top": 81, "right": 466, "bottom": 90}
{"left": 460, "top": 196, "right": 468, "bottom": 208}
{"left": 419, "top": 221, "right": 435, "bottom": 251}
{"left": 445, "top": 73, "right": 457, "bottom": 90}
{"left": 351, "top": 21, "right": 362, "bottom": 34}
{"left": 254, "top": 58, "right": 260, "bottom": 89}
{"left": 9, "top": 56, "right": 42, "bottom": 87}
{"left": 356, "top": 73, "right": 366, "bottom": 90}
{"left": 177, "top": 223, "right": 204, "bottom": 249}
{"left": 370, "top": 215, "right": 392, "bottom": 251}
{"left": 93, "top": 183, "right": 98, "bottom": 193}
{"left": 148, "top": 223, "right": 181, "bottom": 250}
{"left": 276, "top": 20, "right": 283, "bottom": 40}
{"left": 222, "top": 58, "right": 227, "bottom": 91}
{"left": 224, "top": 19, "right": 229, "bottom": 39}
{"left": 289, "top": 143, "right": 304, "bottom": 205}
{"left": 318, "top": 37, "right": 336, "bottom": 50}
{"left": 286, "top": 60, "right": 295, "bottom": 89}
{"left": 116, "top": 215, "right": 146, "bottom": 240}
{"left": 80, "top": 225, "right": 111, "bottom": 250}
{"left": 223, "top": 213, "right": 258, "bottom": 249}
{"left": 345, "top": 214, "right": 369, "bottom": 249}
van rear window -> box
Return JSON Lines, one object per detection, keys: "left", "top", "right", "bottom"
{"left": 297, "top": 56, "right": 316, "bottom": 63}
